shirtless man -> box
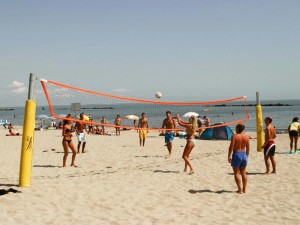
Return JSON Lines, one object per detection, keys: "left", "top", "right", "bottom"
{"left": 101, "top": 117, "right": 108, "bottom": 135}
{"left": 263, "top": 116, "right": 277, "bottom": 174}
{"left": 204, "top": 116, "right": 210, "bottom": 127}
{"left": 75, "top": 113, "right": 88, "bottom": 153}
{"left": 162, "top": 111, "right": 176, "bottom": 157}
{"left": 138, "top": 112, "right": 149, "bottom": 147}
{"left": 114, "top": 115, "right": 122, "bottom": 136}
{"left": 228, "top": 124, "right": 250, "bottom": 194}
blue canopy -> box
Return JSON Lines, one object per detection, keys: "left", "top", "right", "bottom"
{"left": 200, "top": 125, "right": 233, "bottom": 140}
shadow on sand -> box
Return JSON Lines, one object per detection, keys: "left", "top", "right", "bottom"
{"left": 0, "top": 188, "right": 21, "bottom": 196}
{"left": 33, "top": 165, "right": 59, "bottom": 168}
{"left": 227, "top": 172, "right": 266, "bottom": 176}
{"left": 135, "top": 155, "right": 164, "bottom": 158}
{"left": 153, "top": 170, "right": 180, "bottom": 174}
{"left": 0, "top": 183, "right": 19, "bottom": 187}
{"left": 188, "top": 189, "right": 235, "bottom": 194}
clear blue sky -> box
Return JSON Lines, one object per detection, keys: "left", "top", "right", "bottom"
{"left": 0, "top": 0, "right": 299, "bottom": 106}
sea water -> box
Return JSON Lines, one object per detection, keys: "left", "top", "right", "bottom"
{"left": 1, "top": 99, "right": 299, "bottom": 131}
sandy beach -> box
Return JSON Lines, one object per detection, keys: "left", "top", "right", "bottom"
{"left": 0, "top": 126, "right": 299, "bottom": 225}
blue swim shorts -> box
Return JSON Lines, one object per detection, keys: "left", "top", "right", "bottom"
{"left": 165, "top": 132, "right": 175, "bottom": 143}
{"left": 231, "top": 152, "right": 248, "bottom": 168}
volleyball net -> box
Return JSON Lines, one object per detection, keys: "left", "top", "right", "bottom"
{"left": 40, "top": 79, "right": 250, "bottom": 131}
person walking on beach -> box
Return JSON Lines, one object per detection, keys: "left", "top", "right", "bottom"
{"left": 263, "top": 116, "right": 277, "bottom": 174}
{"left": 176, "top": 114, "right": 197, "bottom": 175}
{"left": 228, "top": 124, "right": 250, "bottom": 194}
{"left": 138, "top": 112, "right": 149, "bottom": 147}
{"left": 288, "top": 117, "right": 300, "bottom": 154}
{"left": 114, "top": 115, "right": 122, "bottom": 136}
{"left": 75, "top": 113, "right": 87, "bottom": 153}
{"left": 162, "top": 111, "right": 176, "bottom": 158}
{"left": 101, "top": 117, "right": 108, "bottom": 135}
{"left": 62, "top": 114, "right": 77, "bottom": 167}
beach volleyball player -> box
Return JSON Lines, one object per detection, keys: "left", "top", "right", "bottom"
{"left": 228, "top": 124, "right": 250, "bottom": 194}
{"left": 162, "top": 111, "right": 176, "bottom": 157}
{"left": 262, "top": 116, "right": 277, "bottom": 175}
{"left": 138, "top": 112, "right": 149, "bottom": 147}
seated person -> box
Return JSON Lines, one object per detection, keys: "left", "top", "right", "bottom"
{"left": 94, "top": 125, "right": 101, "bottom": 135}
{"left": 6, "top": 129, "right": 21, "bottom": 136}
{"left": 8, "top": 123, "right": 14, "bottom": 129}
{"left": 56, "top": 121, "right": 63, "bottom": 129}
{"left": 50, "top": 120, "right": 56, "bottom": 127}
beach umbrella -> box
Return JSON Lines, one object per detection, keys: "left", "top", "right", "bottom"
{"left": 125, "top": 115, "right": 139, "bottom": 120}
{"left": 183, "top": 112, "right": 199, "bottom": 118}
{"left": 37, "top": 114, "right": 50, "bottom": 120}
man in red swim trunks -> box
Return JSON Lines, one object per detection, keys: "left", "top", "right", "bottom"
{"left": 262, "top": 116, "right": 277, "bottom": 175}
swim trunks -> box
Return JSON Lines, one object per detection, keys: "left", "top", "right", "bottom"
{"left": 165, "top": 132, "right": 174, "bottom": 143}
{"left": 231, "top": 151, "right": 248, "bottom": 168}
{"left": 77, "top": 132, "right": 86, "bottom": 142}
{"left": 264, "top": 141, "right": 276, "bottom": 156}
{"left": 139, "top": 129, "right": 147, "bottom": 139}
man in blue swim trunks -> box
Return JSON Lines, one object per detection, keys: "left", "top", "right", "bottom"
{"left": 228, "top": 124, "right": 250, "bottom": 194}
{"left": 162, "top": 111, "right": 176, "bottom": 158}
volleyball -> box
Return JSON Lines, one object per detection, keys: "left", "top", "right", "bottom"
{"left": 155, "top": 91, "right": 162, "bottom": 99}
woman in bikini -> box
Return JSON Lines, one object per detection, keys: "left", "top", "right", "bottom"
{"left": 62, "top": 114, "right": 77, "bottom": 167}
{"left": 176, "top": 114, "right": 197, "bottom": 175}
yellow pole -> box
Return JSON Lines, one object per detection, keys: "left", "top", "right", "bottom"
{"left": 256, "top": 93, "right": 264, "bottom": 152}
{"left": 19, "top": 100, "right": 36, "bottom": 186}
{"left": 19, "top": 74, "right": 36, "bottom": 187}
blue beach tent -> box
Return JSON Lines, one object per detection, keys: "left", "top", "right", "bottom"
{"left": 200, "top": 124, "right": 234, "bottom": 140}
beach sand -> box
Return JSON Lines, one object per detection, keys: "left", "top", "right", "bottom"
{"left": 0, "top": 127, "right": 299, "bottom": 225}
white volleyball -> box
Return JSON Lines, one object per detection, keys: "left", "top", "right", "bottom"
{"left": 155, "top": 92, "right": 162, "bottom": 99}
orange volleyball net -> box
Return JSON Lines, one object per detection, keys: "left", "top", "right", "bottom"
{"left": 39, "top": 78, "right": 250, "bottom": 131}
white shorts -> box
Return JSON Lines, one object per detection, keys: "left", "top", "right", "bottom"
{"left": 77, "top": 133, "right": 86, "bottom": 142}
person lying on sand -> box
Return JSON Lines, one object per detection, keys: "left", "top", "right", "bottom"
{"left": 6, "top": 129, "right": 21, "bottom": 136}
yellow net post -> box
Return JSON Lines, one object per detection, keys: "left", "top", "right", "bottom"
{"left": 19, "top": 73, "right": 37, "bottom": 187}
{"left": 256, "top": 92, "right": 264, "bottom": 152}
